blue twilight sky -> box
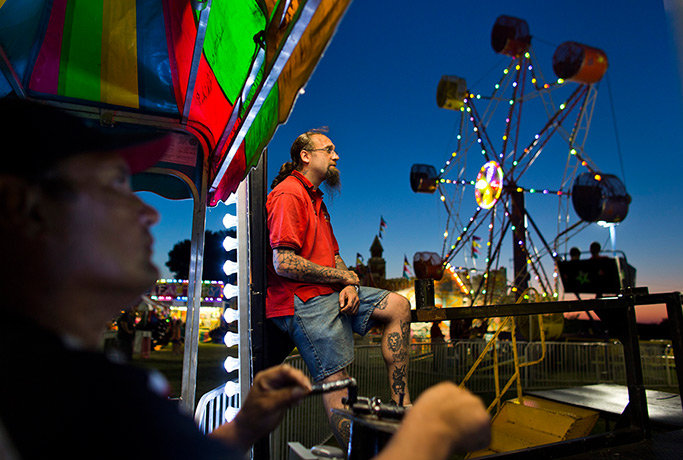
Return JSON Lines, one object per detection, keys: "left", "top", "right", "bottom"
{"left": 141, "top": 0, "right": 683, "bottom": 322}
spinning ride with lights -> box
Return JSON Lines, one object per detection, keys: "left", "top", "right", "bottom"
{"left": 411, "top": 16, "right": 631, "bottom": 317}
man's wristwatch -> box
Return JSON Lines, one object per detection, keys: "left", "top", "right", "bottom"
{"left": 353, "top": 285, "right": 360, "bottom": 293}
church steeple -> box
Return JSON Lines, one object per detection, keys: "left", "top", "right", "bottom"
{"left": 368, "top": 236, "right": 385, "bottom": 280}
{"left": 370, "top": 235, "right": 383, "bottom": 257}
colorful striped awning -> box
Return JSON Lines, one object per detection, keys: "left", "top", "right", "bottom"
{"left": 0, "top": 0, "right": 350, "bottom": 205}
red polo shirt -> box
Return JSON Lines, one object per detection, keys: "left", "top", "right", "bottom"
{"left": 266, "top": 171, "right": 340, "bottom": 318}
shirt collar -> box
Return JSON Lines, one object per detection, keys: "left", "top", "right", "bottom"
{"left": 291, "top": 170, "right": 324, "bottom": 197}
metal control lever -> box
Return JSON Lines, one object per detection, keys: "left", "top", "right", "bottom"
{"left": 310, "top": 377, "right": 357, "bottom": 395}
{"left": 345, "top": 396, "right": 406, "bottom": 420}
{"left": 310, "top": 378, "right": 405, "bottom": 420}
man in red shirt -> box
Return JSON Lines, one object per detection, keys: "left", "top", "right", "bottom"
{"left": 266, "top": 130, "right": 412, "bottom": 446}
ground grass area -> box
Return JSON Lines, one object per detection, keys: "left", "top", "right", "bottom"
{"left": 130, "top": 341, "right": 236, "bottom": 406}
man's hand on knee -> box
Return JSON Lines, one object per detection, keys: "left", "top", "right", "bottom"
{"left": 339, "top": 286, "right": 359, "bottom": 315}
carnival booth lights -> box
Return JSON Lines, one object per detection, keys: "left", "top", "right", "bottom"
{"left": 147, "top": 279, "right": 228, "bottom": 342}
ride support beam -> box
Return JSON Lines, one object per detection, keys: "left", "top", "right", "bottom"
{"left": 510, "top": 188, "right": 529, "bottom": 298}
{"left": 664, "top": 292, "right": 683, "bottom": 405}
{"left": 615, "top": 297, "right": 650, "bottom": 435}
{"left": 247, "top": 153, "right": 269, "bottom": 460}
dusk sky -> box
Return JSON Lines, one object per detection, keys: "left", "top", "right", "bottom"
{"left": 142, "top": 0, "right": 683, "bottom": 323}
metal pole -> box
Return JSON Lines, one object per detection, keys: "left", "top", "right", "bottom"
{"left": 664, "top": 292, "right": 683, "bottom": 405}
{"left": 180, "top": 154, "right": 209, "bottom": 415}
{"left": 248, "top": 153, "right": 270, "bottom": 460}
{"left": 181, "top": 0, "right": 213, "bottom": 123}
{"left": 237, "top": 178, "right": 252, "bottom": 425}
{"left": 248, "top": 153, "right": 268, "bottom": 375}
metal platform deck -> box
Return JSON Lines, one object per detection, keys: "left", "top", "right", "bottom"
{"left": 557, "top": 429, "right": 683, "bottom": 460}
{"left": 527, "top": 384, "right": 683, "bottom": 428}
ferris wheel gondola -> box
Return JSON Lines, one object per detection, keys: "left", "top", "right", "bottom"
{"left": 571, "top": 172, "right": 630, "bottom": 223}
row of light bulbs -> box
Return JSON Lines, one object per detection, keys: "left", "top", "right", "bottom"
{"left": 221, "top": 194, "right": 240, "bottom": 421}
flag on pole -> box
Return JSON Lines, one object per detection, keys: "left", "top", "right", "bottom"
{"left": 378, "top": 216, "right": 387, "bottom": 239}
{"left": 356, "top": 253, "right": 364, "bottom": 269}
{"left": 403, "top": 255, "right": 413, "bottom": 279}
{"left": 472, "top": 235, "right": 481, "bottom": 259}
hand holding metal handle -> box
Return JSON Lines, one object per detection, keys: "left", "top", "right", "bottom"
{"left": 309, "top": 377, "right": 357, "bottom": 395}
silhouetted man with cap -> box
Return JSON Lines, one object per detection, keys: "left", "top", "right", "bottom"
{"left": 0, "top": 98, "right": 312, "bottom": 459}
{"left": 0, "top": 98, "right": 490, "bottom": 460}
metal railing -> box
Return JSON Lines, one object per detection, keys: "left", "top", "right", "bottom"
{"left": 194, "top": 385, "right": 239, "bottom": 434}
{"left": 194, "top": 339, "right": 678, "bottom": 458}
{"left": 270, "top": 356, "right": 330, "bottom": 459}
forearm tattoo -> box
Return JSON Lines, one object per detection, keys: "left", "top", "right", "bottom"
{"left": 274, "top": 249, "right": 350, "bottom": 284}
{"left": 335, "top": 254, "right": 348, "bottom": 271}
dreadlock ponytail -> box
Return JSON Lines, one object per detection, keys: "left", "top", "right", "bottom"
{"left": 270, "top": 161, "right": 296, "bottom": 189}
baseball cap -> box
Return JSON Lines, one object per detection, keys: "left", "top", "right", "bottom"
{"left": 0, "top": 98, "right": 171, "bottom": 178}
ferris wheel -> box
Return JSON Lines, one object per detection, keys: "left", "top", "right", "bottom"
{"left": 410, "top": 16, "right": 631, "bottom": 308}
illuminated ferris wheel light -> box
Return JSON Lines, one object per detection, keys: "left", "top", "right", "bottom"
{"left": 474, "top": 161, "right": 504, "bottom": 209}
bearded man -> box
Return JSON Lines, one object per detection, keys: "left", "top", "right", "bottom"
{"left": 266, "top": 131, "right": 412, "bottom": 446}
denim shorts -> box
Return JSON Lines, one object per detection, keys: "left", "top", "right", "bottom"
{"left": 272, "top": 286, "right": 389, "bottom": 382}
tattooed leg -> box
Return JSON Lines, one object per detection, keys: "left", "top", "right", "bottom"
{"left": 320, "top": 370, "right": 352, "bottom": 449}
{"left": 372, "top": 293, "right": 412, "bottom": 405}
{"left": 329, "top": 412, "right": 351, "bottom": 448}
{"left": 384, "top": 319, "right": 411, "bottom": 404}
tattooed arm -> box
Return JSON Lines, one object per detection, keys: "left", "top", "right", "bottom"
{"left": 334, "top": 254, "right": 348, "bottom": 271}
{"left": 333, "top": 254, "right": 360, "bottom": 313}
{"left": 273, "top": 248, "right": 359, "bottom": 286}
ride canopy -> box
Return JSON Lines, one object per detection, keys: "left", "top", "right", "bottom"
{"left": 0, "top": 0, "right": 350, "bottom": 204}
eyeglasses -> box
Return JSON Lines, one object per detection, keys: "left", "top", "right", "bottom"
{"left": 307, "top": 145, "right": 337, "bottom": 154}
